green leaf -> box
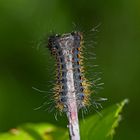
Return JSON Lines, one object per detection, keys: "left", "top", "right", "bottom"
{"left": 0, "top": 99, "right": 128, "bottom": 140}
{"left": 80, "top": 99, "right": 128, "bottom": 140}
{"left": 0, "top": 123, "right": 69, "bottom": 140}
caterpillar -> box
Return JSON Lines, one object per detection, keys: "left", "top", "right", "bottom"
{"left": 47, "top": 31, "right": 92, "bottom": 113}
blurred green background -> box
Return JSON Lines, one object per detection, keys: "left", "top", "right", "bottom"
{"left": 0, "top": 0, "right": 140, "bottom": 139}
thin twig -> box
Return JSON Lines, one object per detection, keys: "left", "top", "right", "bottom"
{"left": 63, "top": 40, "right": 80, "bottom": 140}
{"left": 66, "top": 65, "right": 80, "bottom": 140}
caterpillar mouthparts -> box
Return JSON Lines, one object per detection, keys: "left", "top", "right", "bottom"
{"left": 47, "top": 31, "right": 92, "bottom": 112}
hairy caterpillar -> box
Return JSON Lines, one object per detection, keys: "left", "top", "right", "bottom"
{"left": 33, "top": 26, "right": 106, "bottom": 116}
{"left": 33, "top": 29, "right": 106, "bottom": 140}
{"left": 47, "top": 31, "right": 92, "bottom": 113}
{"left": 31, "top": 26, "right": 107, "bottom": 140}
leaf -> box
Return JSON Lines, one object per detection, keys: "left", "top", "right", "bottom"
{"left": 0, "top": 123, "right": 69, "bottom": 140}
{"left": 0, "top": 99, "right": 128, "bottom": 140}
{"left": 80, "top": 99, "right": 128, "bottom": 140}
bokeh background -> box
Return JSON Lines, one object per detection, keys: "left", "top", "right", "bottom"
{"left": 0, "top": 0, "right": 140, "bottom": 140}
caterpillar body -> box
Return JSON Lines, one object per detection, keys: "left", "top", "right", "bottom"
{"left": 48, "top": 32, "right": 92, "bottom": 113}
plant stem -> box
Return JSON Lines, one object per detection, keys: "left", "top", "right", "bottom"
{"left": 65, "top": 51, "right": 80, "bottom": 140}
{"left": 66, "top": 102, "right": 80, "bottom": 140}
